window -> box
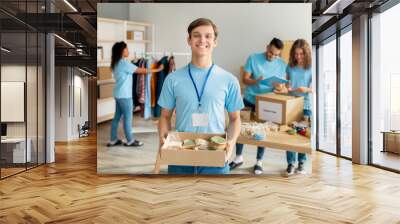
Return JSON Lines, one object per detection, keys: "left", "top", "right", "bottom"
{"left": 340, "top": 29, "right": 352, "bottom": 158}
{"left": 318, "top": 37, "right": 337, "bottom": 154}
{"left": 371, "top": 3, "right": 400, "bottom": 171}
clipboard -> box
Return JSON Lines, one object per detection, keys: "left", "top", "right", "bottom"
{"left": 259, "top": 76, "right": 288, "bottom": 87}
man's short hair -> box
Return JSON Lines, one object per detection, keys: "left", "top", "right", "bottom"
{"left": 269, "top": 38, "right": 284, "bottom": 50}
{"left": 187, "top": 18, "right": 218, "bottom": 40}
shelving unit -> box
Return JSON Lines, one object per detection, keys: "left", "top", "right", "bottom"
{"left": 97, "top": 17, "right": 154, "bottom": 123}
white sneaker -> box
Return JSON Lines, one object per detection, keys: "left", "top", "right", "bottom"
{"left": 296, "top": 162, "right": 306, "bottom": 174}
{"left": 286, "top": 164, "right": 295, "bottom": 176}
{"left": 254, "top": 164, "right": 263, "bottom": 175}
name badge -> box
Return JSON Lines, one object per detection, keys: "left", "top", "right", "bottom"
{"left": 192, "top": 113, "right": 209, "bottom": 127}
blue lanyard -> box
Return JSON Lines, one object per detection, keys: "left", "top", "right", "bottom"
{"left": 188, "top": 63, "right": 214, "bottom": 108}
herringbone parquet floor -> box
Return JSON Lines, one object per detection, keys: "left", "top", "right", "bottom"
{"left": 1, "top": 135, "right": 400, "bottom": 224}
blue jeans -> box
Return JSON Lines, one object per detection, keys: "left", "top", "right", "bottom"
{"left": 110, "top": 98, "right": 134, "bottom": 142}
{"left": 236, "top": 98, "right": 265, "bottom": 160}
{"left": 168, "top": 163, "right": 230, "bottom": 174}
{"left": 286, "top": 109, "right": 311, "bottom": 164}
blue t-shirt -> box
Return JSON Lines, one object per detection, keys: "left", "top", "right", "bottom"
{"left": 287, "top": 65, "right": 312, "bottom": 110}
{"left": 243, "top": 52, "right": 287, "bottom": 104}
{"left": 112, "top": 59, "right": 138, "bottom": 99}
{"left": 158, "top": 63, "right": 244, "bottom": 133}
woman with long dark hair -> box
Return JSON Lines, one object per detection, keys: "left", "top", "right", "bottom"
{"left": 108, "top": 41, "right": 162, "bottom": 147}
{"left": 285, "top": 39, "right": 312, "bottom": 175}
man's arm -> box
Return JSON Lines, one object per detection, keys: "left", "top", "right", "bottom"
{"left": 158, "top": 108, "right": 173, "bottom": 146}
{"left": 242, "top": 71, "right": 263, "bottom": 86}
{"left": 226, "top": 111, "right": 241, "bottom": 160}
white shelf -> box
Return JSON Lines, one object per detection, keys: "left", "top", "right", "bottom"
{"left": 98, "top": 39, "right": 152, "bottom": 44}
{"left": 98, "top": 17, "right": 152, "bottom": 27}
{"left": 98, "top": 17, "right": 125, "bottom": 24}
{"left": 97, "top": 79, "right": 115, "bottom": 85}
{"left": 98, "top": 39, "right": 121, "bottom": 43}
{"left": 126, "top": 20, "right": 153, "bottom": 27}
{"left": 127, "top": 39, "right": 152, "bottom": 44}
{"left": 98, "top": 97, "right": 114, "bottom": 104}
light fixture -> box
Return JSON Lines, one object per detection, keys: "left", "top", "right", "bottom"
{"left": 322, "top": 0, "right": 354, "bottom": 15}
{"left": 1, "top": 47, "right": 11, "bottom": 53}
{"left": 63, "top": 0, "right": 78, "bottom": 12}
{"left": 54, "top": 34, "right": 75, "bottom": 48}
{"left": 78, "top": 67, "right": 92, "bottom": 76}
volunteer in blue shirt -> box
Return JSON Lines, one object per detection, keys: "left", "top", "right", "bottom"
{"left": 107, "top": 41, "right": 163, "bottom": 147}
{"left": 229, "top": 38, "right": 287, "bottom": 175}
{"left": 284, "top": 39, "right": 312, "bottom": 176}
{"left": 158, "top": 18, "right": 244, "bottom": 174}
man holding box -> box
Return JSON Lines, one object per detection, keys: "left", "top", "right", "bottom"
{"left": 157, "top": 18, "right": 244, "bottom": 174}
{"left": 230, "top": 38, "right": 287, "bottom": 175}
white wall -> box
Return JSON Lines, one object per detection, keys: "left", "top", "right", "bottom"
{"left": 54, "top": 67, "right": 89, "bottom": 141}
{"left": 1, "top": 65, "right": 34, "bottom": 137}
{"left": 127, "top": 3, "right": 311, "bottom": 77}
{"left": 97, "top": 3, "right": 129, "bottom": 20}
{"left": 55, "top": 67, "right": 69, "bottom": 141}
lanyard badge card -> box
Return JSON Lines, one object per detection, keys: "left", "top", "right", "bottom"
{"left": 188, "top": 63, "right": 214, "bottom": 127}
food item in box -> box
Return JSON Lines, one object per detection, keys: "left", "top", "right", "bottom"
{"left": 195, "top": 138, "right": 209, "bottom": 150}
{"left": 279, "top": 125, "right": 291, "bottom": 132}
{"left": 210, "top": 136, "right": 226, "bottom": 144}
{"left": 264, "top": 121, "right": 279, "bottom": 132}
{"left": 287, "top": 129, "right": 296, "bottom": 135}
{"left": 241, "top": 122, "right": 266, "bottom": 140}
{"left": 168, "top": 140, "right": 182, "bottom": 149}
{"left": 298, "top": 128, "right": 307, "bottom": 136}
{"left": 182, "top": 139, "right": 196, "bottom": 149}
{"left": 254, "top": 134, "right": 265, "bottom": 141}
{"left": 209, "top": 136, "right": 227, "bottom": 150}
{"left": 208, "top": 142, "right": 226, "bottom": 150}
{"left": 195, "top": 138, "right": 208, "bottom": 146}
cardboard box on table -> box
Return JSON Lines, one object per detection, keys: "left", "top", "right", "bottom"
{"left": 256, "top": 93, "right": 304, "bottom": 125}
{"left": 97, "top": 67, "right": 113, "bottom": 80}
{"left": 159, "top": 132, "right": 227, "bottom": 167}
{"left": 240, "top": 107, "right": 253, "bottom": 122}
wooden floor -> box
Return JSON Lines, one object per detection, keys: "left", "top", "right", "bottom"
{"left": 1, "top": 135, "right": 400, "bottom": 223}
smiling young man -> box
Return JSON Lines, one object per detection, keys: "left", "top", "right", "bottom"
{"left": 157, "top": 18, "right": 244, "bottom": 174}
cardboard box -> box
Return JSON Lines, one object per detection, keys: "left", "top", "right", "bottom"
{"left": 384, "top": 132, "right": 400, "bottom": 154}
{"left": 161, "top": 132, "right": 227, "bottom": 167}
{"left": 99, "top": 83, "right": 114, "bottom": 99}
{"left": 97, "top": 67, "right": 113, "bottom": 80}
{"left": 127, "top": 31, "right": 133, "bottom": 40}
{"left": 256, "top": 93, "right": 304, "bottom": 125}
{"left": 239, "top": 66, "right": 245, "bottom": 95}
{"left": 240, "top": 107, "right": 252, "bottom": 122}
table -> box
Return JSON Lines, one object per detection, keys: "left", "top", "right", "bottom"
{"left": 237, "top": 131, "right": 312, "bottom": 154}
{"left": 381, "top": 131, "right": 400, "bottom": 154}
{"left": 153, "top": 131, "right": 311, "bottom": 174}
{"left": 1, "top": 138, "right": 32, "bottom": 164}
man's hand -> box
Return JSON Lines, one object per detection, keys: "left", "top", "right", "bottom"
{"left": 159, "top": 136, "right": 166, "bottom": 147}
{"left": 158, "top": 108, "right": 173, "bottom": 149}
{"left": 226, "top": 111, "right": 241, "bottom": 162}
{"left": 294, "top": 87, "right": 307, "bottom": 93}
{"left": 257, "top": 76, "right": 265, "bottom": 81}
{"left": 225, "top": 140, "right": 235, "bottom": 162}
{"left": 274, "top": 88, "right": 288, "bottom": 94}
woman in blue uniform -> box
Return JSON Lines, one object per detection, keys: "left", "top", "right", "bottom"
{"left": 107, "top": 41, "right": 163, "bottom": 147}
{"left": 285, "top": 39, "right": 312, "bottom": 175}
